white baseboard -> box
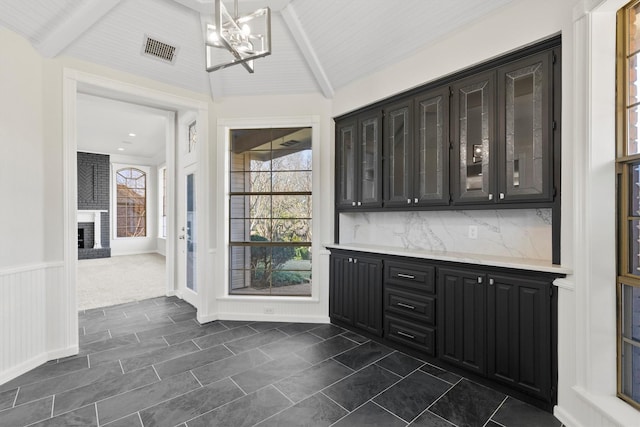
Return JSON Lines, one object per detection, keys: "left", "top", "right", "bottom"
{"left": 201, "top": 312, "right": 330, "bottom": 324}
{"left": 0, "top": 344, "right": 78, "bottom": 386}
{"left": 554, "top": 405, "right": 583, "bottom": 427}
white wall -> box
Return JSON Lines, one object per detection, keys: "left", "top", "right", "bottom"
{"left": 0, "top": 29, "right": 45, "bottom": 268}
{"left": 0, "top": 29, "right": 77, "bottom": 382}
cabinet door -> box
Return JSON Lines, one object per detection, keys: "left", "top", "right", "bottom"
{"left": 329, "top": 253, "right": 354, "bottom": 324}
{"left": 335, "top": 119, "right": 358, "bottom": 209}
{"left": 497, "top": 51, "right": 553, "bottom": 202}
{"left": 414, "top": 87, "right": 450, "bottom": 206}
{"left": 452, "top": 72, "right": 496, "bottom": 205}
{"left": 487, "top": 273, "right": 551, "bottom": 401}
{"left": 358, "top": 111, "right": 383, "bottom": 208}
{"left": 438, "top": 267, "right": 486, "bottom": 374}
{"left": 383, "top": 100, "right": 413, "bottom": 207}
{"left": 353, "top": 256, "right": 383, "bottom": 336}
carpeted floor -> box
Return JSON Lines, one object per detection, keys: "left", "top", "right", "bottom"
{"left": 77, "top": 253, "right": 166, "bottom": 310}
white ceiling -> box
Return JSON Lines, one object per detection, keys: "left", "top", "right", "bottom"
{"left": 76, "top": 94, "right": 169, "bottom": 158}
{"left": 0, "top": 0, "right": 517, "bottom": 155}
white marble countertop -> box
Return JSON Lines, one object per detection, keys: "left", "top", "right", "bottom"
{"left": 324, "top": 243, "right": 572, "bottom": 275}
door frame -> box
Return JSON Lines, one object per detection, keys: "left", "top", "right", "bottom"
{"left": 63, "top": 69, "right": 209, "bottom": 347}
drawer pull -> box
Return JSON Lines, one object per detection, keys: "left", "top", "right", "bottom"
{"left": 396, "top": 302, "right": 415, "bottom": 310}
{"left": 397, "top": 330, "right": 415, "bottom": 339}
{"left": 397, "top": 273, "right": 415, "bottom": 279}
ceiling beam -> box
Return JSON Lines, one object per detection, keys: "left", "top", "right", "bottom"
{"left": 280, "top": 3, "right": 334, "bottom": 99}
{"left": 35, "top": 0, "right": 123, "bottom": 58}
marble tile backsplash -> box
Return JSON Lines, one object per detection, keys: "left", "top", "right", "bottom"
{"left": 339, "top": 209, "right": 552, "bottom": 261}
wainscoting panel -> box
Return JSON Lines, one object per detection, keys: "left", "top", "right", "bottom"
{"left": 0, "top": 263, "right": 75, "bottom": 385}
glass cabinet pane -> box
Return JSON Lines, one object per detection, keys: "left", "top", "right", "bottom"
{"left": 458, "top": 80, "right": 491, "bottom": 199}
{"left": 360, "top": 117, "right": 379, "bottom": 204}
{"left": 417, "top": 94, "right": 444, "bottom": 201}
{"left": 386, "top": 105, "right": 411, "bottom": 203}
{"left": 504, "top": 61, "right": 544, "bottom": 197}
{"left": 338, "top": 123, "right": 356, "bottom": 205}
{"left": 620, "top": 282, "right": 640, "bottom": 404}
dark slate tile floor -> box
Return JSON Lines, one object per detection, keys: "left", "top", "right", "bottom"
{"left": 0, "top": 296, "right": 563, "bottom": 427}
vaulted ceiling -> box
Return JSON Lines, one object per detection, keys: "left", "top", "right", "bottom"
{"left": 0, "top": 0, "right": 517, "bottom": 100}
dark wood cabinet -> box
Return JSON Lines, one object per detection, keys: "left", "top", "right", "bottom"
{"left": 451, "top": 50, "right": 555, "bottom": 206}
{"left": 383, "top": 259, "right": 437, "bottom": 355}
{"left": 383, "top": 89, "right": 450, "bottom": 208}
{"left": 496, "top": 51, "right": 554, "bottom": 203}
{"left": 438, "top": 265, "right": 554, "bottom": 401}
{"left": 487, "top": 273, "right": 552, "bottom": 401}
{"left": 438, "top": 267, "right": 486, "bottom": 374}
{"left": 329, "top": 251, "right": 383, "bottom": 336}
{"left": 335, "top": 110, "right": 383, "bottom": 210}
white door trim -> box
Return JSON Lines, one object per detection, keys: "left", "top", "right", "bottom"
{"left": 63, "top": 69, "right": 209, "bottom": 347}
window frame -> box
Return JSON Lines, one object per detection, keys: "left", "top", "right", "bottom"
{"left": 227, "top": 127, "right": 313, "bottom": 298}
{"left": 112, "top": 163, "right": 151, "bottom": 239}
{"left": 617, "top": 0, "right": 640, "bottom": 410}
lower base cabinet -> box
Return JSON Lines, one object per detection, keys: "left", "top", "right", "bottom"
{"left": 328, "top": 250, "right": 559, "bottom": 406}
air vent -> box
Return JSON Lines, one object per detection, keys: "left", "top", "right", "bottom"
{"left": 142, "top": 35, "right": 178, "bottom": 64}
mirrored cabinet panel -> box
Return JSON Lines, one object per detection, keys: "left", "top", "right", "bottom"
{"left": 335, "top": 110, "right": 382, "bottom": 209}
{"left": 360, "top": 114, "right": 382, "bottom": 206}
{"left": 384, "top": 100, "right": 413, "bottom": 207}
{"left": 452, "top": 72, "right": 495, "bottom": 204}
{"left": 498, "top": 51, "right": 553, "bottom": 202}
{"left": 415, "top": 88, "right": 449, "bottom": 205}
{"left": 336, "top": 119, "right": 357, "bottom": 208}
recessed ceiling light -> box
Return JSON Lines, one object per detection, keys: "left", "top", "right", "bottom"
{"left": 117, "top": 147, "right": 125, "bottom": 151}
{"left": 128, "top": 133, "right": 136, "bottom": 137}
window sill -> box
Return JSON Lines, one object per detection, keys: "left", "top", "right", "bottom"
{"left": 570, "top": 386, "right": 640, "bottom": 426}
{"left": 217, "top": 295, "right": 319, "bottom": 303}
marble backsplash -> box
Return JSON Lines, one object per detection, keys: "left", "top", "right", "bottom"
{"left": 338, "top": 209, "right": 552, "bottom": 261}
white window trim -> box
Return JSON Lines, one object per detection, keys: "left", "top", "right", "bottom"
{"left": 158, "top": 164, "right": 167, "bottom": 239}
{"left": 112, "top": 163, "right": 151, "bottom": 240}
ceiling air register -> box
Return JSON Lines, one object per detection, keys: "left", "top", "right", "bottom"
{"left": 205, "top": 0, "right": 271, "bottom": 73}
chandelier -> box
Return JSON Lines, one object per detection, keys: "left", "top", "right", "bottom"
{"left": 205, "top": 0, "right": 271, "bottom": 73}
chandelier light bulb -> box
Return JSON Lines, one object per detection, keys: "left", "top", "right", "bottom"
{"left": 241, "top": 24, "right": 251, "bottom": 37}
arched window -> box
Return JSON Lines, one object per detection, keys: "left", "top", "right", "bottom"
{"left": 116, "top": 167, "right": 147, "bottom": 237}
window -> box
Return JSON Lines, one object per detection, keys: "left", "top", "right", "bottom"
{"left": 159, "top": 166, "right": 167, "bottom": 238}
{"left": 116, "top": 167, "right": 147, "bottom": 237}
{"left": 188, "top": 121, "right": 197, "bottom": 153}
{"left": 617, "top": 0, "right": 640, "bottom": 409}
{"left": 228, "top": 127, "right": 312, "bottom": 296}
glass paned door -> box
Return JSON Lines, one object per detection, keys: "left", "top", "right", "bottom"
{"left": 186, "top": 172, "right": 196, "bottom": 291}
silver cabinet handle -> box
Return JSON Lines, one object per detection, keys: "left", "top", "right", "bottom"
{"left": 477, "top": 276, "right": 483, "bottom": 284}
{"left": 397, "top": 330, "right": 415, "bottom": 339}
{"left": 357, "top": 201, "right": 362, "bottom": 206}
{"left": 488, "top": 193, "right": 494, "bottom": 200}
{"left": 348, "top": 258, "right": 353, "bottom": 263}
{"left": 489, "top": 278, "right": 494, "bottom": 285}
{"left": 353, "top": 258, "right": 358, "bottom": 263}
{"left": 407, "top": 198, "right": 411, "bottom": 204}
{"left": 397, "top": 302, "right": 415, "bottom": 310}
{"left": 397, "top": 273, "right": 415, "bottom": 279}
{"left": 414, "top": 198, "right": 418, "bottom": 204}
{"left": 351, "top": 201, "right": 356, "bottom": 206}
{"left": 499, "top": 193, "right": 505, "bottom": 200}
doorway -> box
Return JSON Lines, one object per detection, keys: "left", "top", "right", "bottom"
{"left": 63, "top": 69, "right": 209, "bottom": 345}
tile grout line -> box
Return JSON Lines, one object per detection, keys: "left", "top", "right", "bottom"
{"left": 483, "top": 396, "right": 509, "bottom": 427}
{"left": 118, "top": 360, "right": 125, "bottom": 374}
{"left": 192, "top": 339, "right": 203, "bottom": 351}
{"left": 94, "top": 402, "right": 101, "bottom": 427}
{"left": 228, "top": 377, "right": 248, "bottom": 396}
{"left": 189, "top": 370, "right": 204, "bottom": 388}
{"left": 12, "top": 387, "right": 19, "bottom": 408}
{"left": 151, "top": 365, "right": 162, "bottom": 382}
{"left": 137, "top": 411, "right": 144, "bottom": 426}
{"left": 370, "top": 399, "right": 413, "bottom": 425}
{"left": 50, "top": 394, "right": 55, "bottom": 418}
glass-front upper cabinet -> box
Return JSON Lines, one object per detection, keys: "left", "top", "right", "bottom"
{"left": 383, "top": 99, "right": 413, "bottom": 207}
{"left": 335, "top": 118, "right": 357, "bottom": 209}
{"left": 497, "top": 51, "right": 554, "bottom": 202}
{"left": 414, "top": 87, "right": 450, "bottom": 206}
{"left": 358, "top": 111, "right": 383, "bottom": 207}
{"left": 335, "top": 110, "right": 382, "bottom": 209}
{"left": 452, "top": 71, "right": 495, "bottom": 204}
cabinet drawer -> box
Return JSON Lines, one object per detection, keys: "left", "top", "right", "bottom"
{"left": 385, "top": 261, "right": 435, "bottom": 294}
{"left": 385, "top": 315, "right": 435, "bottom": 356}
{"left": 384, "top": 286, "right": 435, "bottom": 325}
